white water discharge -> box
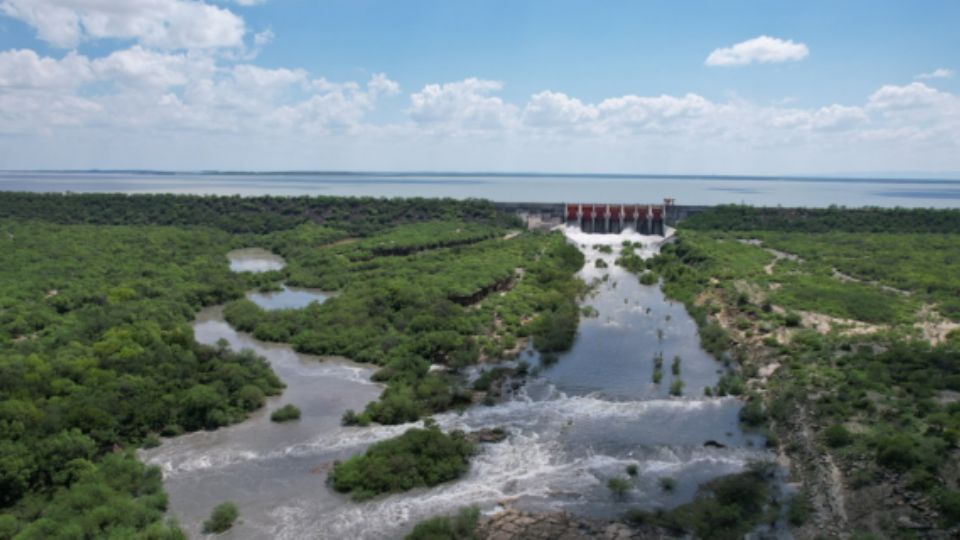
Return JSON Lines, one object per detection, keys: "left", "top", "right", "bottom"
{"left": 142, "top": 232, "right": 769, "bottom": 539}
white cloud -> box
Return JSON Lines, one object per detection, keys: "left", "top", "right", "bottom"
{"left": 92, "top": 46, "right": 214, "bottom": 88}
{"left": 706, "top": 35, "right": 809, "bottom": 66}
{"left": 409, "top": 78, "right": 518, "bottom": 131}
{"left": 523, "top": 91, "right": 598, "bottom": 127}
{"left": 0, "top": 48, "right": 92, "bottom": 88}
{"left": 0, "top": 46, "right": 399, "bottom": 136}
{"left": 368, "top": 73, "right": 400, "bottom": 97}
{"left": 0, "top": 0, "right": 246, "bottom": 49}
{"left": 253, "top": 28, "right": 274, "bottom": 46}
{"left": 0, "top": 43, "right": 957, "bottom": 172}
{"left": 915, "top": 68, "right": 954, "bottom": 80}
{"left": 868, "top": 82, "right": 952, "bottom": 109}
{"left": 770, "top": 104, "right": 868, "bottom": 131}
{"left": 596, "top": 93, "right": 716, "bottom": 133}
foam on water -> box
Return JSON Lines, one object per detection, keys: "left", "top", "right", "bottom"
{"left": 146, "top": 385, "right": 737, "bottom": 478}
{"left": 272, "top": 432, "right": 765, "bottom": 539}
{"left": 560, "top": 224, "right": 674, "bottom": 252}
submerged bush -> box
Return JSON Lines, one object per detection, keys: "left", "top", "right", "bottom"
{"left": 203, "top": 502, "right": 239, "bottom": 534}
{"left": 659, "top": 477, "right": 677, "bottom": 492}
{"left": 608, "top": 477, "right": 631, "bottom": 500}
{"left": 270, "top": 404, "right": 301, "bottom": 423}
{"left": 639, "top": 272, "right": 659, "bottom": 286}
{"left": 405, "top": 506, "right": 480, "bottom": 540}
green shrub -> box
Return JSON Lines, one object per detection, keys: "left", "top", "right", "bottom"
{"left": 906, "top": 468, "right": 936, "bottom": 492}
{"left": 875, "top": 434, "right": 921, "bottom": 472}
{"left": 0, "top": 515, "right": 19, "bottom": 539}
{"left": 341, "top": 409, "right": 370, "bottom": 426}
{"left": 715, "top": 373, "right": 745, "bottom": 396}
{"left": 141, "top": 434, "right": 161, "bottom": 449}
{"left": 937, "top": 489, "right": 960, "bottom": 524}
{"left": 738, "top": 399, "right": 767, "bottom": 427}
{"left": 659, "top": 477, "right": 677, "bottom": 492}
{"left": 405, "top": 506, "right": 480, "bottom": 540}
{"left": 639, "top": 272, "right": 659, "bottom": 286}
{"left": 270, "top": 404, "right": 301, "bottom": 423}
{"left": 637, "top": 469, "right": 771, "bottom": 540}
{"left": 787, "top": 489, "right": 811, "bottom": 526}
{"left": 820, "top": 423, "right": 848, "bottom": 447}
{"left": 202, "top": 502, "right": 239, "bottom": 534}
{"left": 669, "top": 379, "right": 684, "bottom": 397}
{"left": 626, "top": 464, "right": 638, "bottom": 477}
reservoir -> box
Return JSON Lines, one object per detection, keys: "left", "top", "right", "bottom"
{"left": 141, "top": 230, "right": 770, "bottom": 539}
{"left": 4, "top": 170, "right": 960, "bottom": 208}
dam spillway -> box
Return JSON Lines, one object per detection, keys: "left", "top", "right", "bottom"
{"left": 566, "top": 202, "right": 670, "bottom": 235}
{"left": 494, "top": 200, "right": 708, "bottom": 233}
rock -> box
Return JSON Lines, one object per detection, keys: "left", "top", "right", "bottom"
{"left": 703, "top": 439, "right": 727, "bottom": 449}
{"left": 467, "top": 427, "right": 508, "bottom": 444}
{"left": 897, "top": 515, "right": 929, "bottom": 530}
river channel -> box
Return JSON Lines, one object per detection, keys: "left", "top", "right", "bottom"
{"left": 141, "top": 229, "right": 769, "bottom": 539}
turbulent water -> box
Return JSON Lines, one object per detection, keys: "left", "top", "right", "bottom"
{"left": 141, "top": 228, "right": 770, "bottom": 539}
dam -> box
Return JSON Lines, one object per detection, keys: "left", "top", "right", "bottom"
{"left": 493, "top": 200, "right": 711, "bottom": 233}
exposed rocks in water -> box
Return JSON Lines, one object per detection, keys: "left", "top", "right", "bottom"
{"left": 703, "top": 439, "right": 727, "bottom": 449}
{"left": 465, "top": 427, "right": 508, "bottom": 444}
{"left": 476, "top": 509, "right": 670, "bottom": 540}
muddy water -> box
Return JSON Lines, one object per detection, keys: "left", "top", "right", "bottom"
{"left": 247, "top": 285, "right": 331, "bottom": 311}
{"left": 228, "top": 248, "right": 286, "bottom": 273}
{"left": 142, "top": 235, "right": 769, "bottom": 539}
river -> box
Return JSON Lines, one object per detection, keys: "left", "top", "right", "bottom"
{"left": 140, "top": 230, "right": 770, "bottom": 539}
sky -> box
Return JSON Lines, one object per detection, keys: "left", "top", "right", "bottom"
{"left": 0, "top": 0, "right": 958, "bottom": 175}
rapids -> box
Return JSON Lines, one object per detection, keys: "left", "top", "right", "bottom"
{"left": 141, "top": 229, "right": 770, "bottom": 539}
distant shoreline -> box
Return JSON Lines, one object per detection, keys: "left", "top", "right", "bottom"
{"left": 3, "top": 170, "right": 960, "bottom": 184}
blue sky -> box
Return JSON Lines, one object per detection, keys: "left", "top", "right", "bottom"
{"left": 0, "top": 0, "right": 957, "bottom": 174}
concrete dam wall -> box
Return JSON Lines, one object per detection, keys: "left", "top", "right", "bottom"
{"left": 493, "top": 202, "right": 712, "bottom": 232}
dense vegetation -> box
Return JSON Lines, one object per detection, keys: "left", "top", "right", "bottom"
{"left": 638, "top": 205, "right": 960, "bottom": 536}
{"left": 0, "top": 192, "right": 516, "bottom": 235}
{"left": 330, "top": 425, "right": 475, "bottom": 501}
{"left": 683, "top": 204, "right": 960, "bottom": 234}
{"left": 225, "top": 222, "right": 584, "bottom": 424}
{"left": 0, "top": 220, "right": 284, "bottom": 537}
{"left": 0, "top": 193, "right": 576, "bottom": 537}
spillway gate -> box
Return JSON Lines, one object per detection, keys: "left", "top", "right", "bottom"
{"left": 565, "top": 200, "right": 674, "bottom": 235}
